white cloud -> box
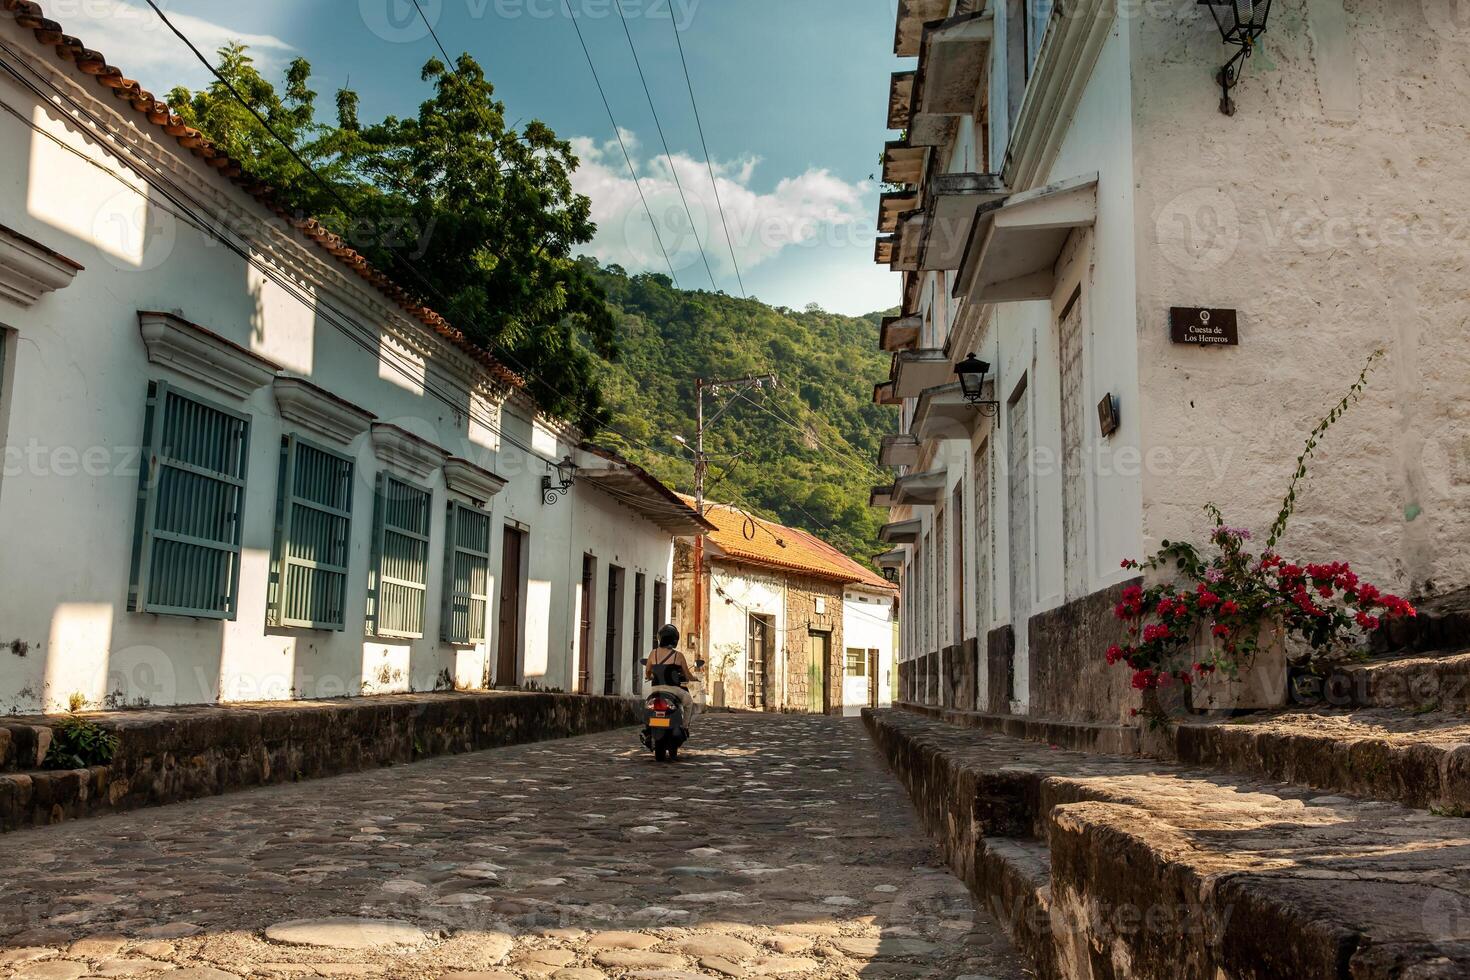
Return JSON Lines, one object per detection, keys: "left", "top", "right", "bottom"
{"left": 45, "top": 0, "right": 295, "bottom": 95}
{"left": 570, "top": 132, "right": 874, "bottom": 298}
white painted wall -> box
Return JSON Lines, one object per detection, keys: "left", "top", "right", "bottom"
{"left": 1131, "top": 5, "right": 1470, "bottom": 597}
{"left": 843, "top": 587, "right": 896, "bottom": 708}
{"left": 0, "top": 25, "right": 676, "bottom": 713}
{"left": 707, "top": 562, "right": 785, "bottom": 709}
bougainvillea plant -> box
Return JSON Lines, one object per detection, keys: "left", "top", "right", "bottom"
{"left": 1107, "top": 349, "right": 1416, "bottom": 710}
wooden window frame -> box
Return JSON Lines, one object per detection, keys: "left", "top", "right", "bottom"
{"left": 128, "top": 380, "right": 251, "bottom": 620}
{"left": 268, "top": 433, "right": 355, "bottom": 631}
{"left": 368, "top": 473, "right": 432, "bottom": 639}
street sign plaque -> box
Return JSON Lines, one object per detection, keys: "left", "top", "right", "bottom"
{"left": 1169, "top": 307, "right": 1239, "bottom": 346}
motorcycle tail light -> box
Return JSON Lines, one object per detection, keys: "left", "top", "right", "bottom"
{"left": 649, "top": 697, "right": 672, "bottom": 713}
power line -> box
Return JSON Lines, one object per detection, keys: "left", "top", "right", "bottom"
{"left": 613, "top": 0, "right": 718, "bottom": 292}
{"left": 561, "top": 0, "right": 681, "bottom": 287}
{"left": 669, "top": 17, "right": 746, "bottom": 298}
{"left": 144, "top": 0, "right": 679, "bottom": 468}
{"left": 732, "top": 390, "right": 884, "bottom": 481}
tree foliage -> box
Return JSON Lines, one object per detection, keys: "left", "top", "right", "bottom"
{"left": 585, "top": 263, "right": 897, "bottom": 565}
{"left": 169, "top": 45, "right": 615, "bottom": 425}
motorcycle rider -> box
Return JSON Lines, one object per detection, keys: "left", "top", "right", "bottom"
{"left": 645, "top": 623, "right": 696, "bottom": 686}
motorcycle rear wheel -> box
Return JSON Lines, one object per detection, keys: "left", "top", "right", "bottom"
{"left": 654, "top": 745, "right": 667, "bottom": 762}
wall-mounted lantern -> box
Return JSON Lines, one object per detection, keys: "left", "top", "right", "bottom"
{"left": 1200, "top": 0, "right": 1273, "bottom": 116}
{"left": 955, "top": 353, "right": 1000, "bottom": 417}
{"left": 883, "top": 566, "right": 899, "bottom": 584}
{"left": 541, "top": 454, "right": 578, "bottom": 505}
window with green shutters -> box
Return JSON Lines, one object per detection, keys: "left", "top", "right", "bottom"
{"left": 441, "top": 502, "right": 492, "bottom": 644}
{"left": 269, "top": 434, "right": 354, "bottom": 630}
{"left": 369, "top": 474, "right": 432, "bottom": 638}
{"left": 128, "top": 381, "right": 251, "bottom": 619}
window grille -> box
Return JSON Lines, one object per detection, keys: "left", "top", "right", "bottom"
{"left": 441, "top": 501, "right": 491, "bottom": 644}
{"left": 370, "top": 474, "right": 432, "bottom": 638}
{"left": 269, "top": 434, "right": 354, "bottom": 630}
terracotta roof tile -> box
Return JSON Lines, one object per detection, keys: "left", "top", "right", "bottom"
{"left": 3, "top": 0, "right": 524, "bottom": 392}
{"left": 682, "top": 495, "right": 895, "bottom": 592}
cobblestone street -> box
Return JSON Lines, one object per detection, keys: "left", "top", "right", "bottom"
{"left": 0, "top": 713, "right": 1028, "bottom": 980}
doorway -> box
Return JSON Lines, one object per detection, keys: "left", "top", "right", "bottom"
{"left": 604, "top": 564, "right": 624, "bottom": 695}
{"left": 810, "top": 629, "right": 833, "bottom": 714}
{"left": 1006, "top": 378, "right": 1031, "bottom": 708}
{"left": 747, "top": 613, "right": 773, "bottom": 710}
{"left": 495, "top": 526, "right": 524, "bottom": 687}
{"left": 632, "top": 573, "right": 646, "bottom": 695}
{"left": 578, "top": 554, "right": 596, "bottom": 694}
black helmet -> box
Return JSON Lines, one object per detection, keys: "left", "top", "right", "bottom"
{"left": 657, "top": 623, "right": 680, "bottom": 648}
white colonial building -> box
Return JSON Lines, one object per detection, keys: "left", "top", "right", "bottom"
{"left": 0, "top": 4, "right": 707, "bottom": 713}
{"left": 873, "top": 1, "right": 1470, "bottom": 721}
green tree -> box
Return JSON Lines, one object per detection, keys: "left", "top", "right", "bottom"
{"left": 170, "top": 47, "right": 615, "bottom": 426}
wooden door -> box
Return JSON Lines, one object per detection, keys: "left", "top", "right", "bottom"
{"left": 747, "top": 615, "right": 770, "bottom": 710}
{"left": 1059, "top": 289, "right": 1087, "bottom": 599}
{"left": 603, "top": 565, "right": 623, "bottom": 695}
{"left": 632, "top": 573, "right": 646, "bottom": 695}
{"left": 868, "top": 649, "right": 879, "bottom": 707}
{"left": 495, "top": 526, "right": 522, "bottom": 687}
{"left": 810, "top": 630, "right": 833, "bottom": 714}
{"left": 578, "top": 554, "right": 595, "bottom": 694}
{"left": 1007, "top": 380, "right": 1031, "bottom": 706}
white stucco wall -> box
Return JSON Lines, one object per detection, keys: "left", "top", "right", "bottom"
{"left": 843, "top": 587, "right": 896, "bottom": 708}
{"left": 1131, "top": 4, "right": 1470, "bottom": 596}
{"left": 0, "top": 26, "right": 675, "bottom": 712}
{"left": 706, "top": 562, "right": 785, "bottom": 708}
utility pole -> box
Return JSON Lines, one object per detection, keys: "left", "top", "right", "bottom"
{"left": 688, "top": 373, "right": 776, "bottom": 664}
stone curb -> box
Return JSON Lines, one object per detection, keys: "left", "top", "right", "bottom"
{"left": 862, "top": 706, "right": 1470, "bottom": 980}
{"left": 0, "top": 691, "right": 640, "bottom": 833}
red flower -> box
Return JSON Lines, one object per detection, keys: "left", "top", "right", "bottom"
{"left": 1355, "top": 611, "right": 1380, "bottom": 631}
{"left": 1195, "top": 585, "right": 1219, "bottom": 608}
{"left": 1221, "top": 600, "right": 1240, "bottom": 615}
{"left": 1131, "top": 669, "right": 1157, "bottom": 691}
{"left": 1105, "top": 644, "right": 1125, "bottom": 665}
{"left": 1143, "top": 623, "right": 1172, "bottom": 643}
{"left": 1211, "top": 623, "right": 1231, "bottom": 638}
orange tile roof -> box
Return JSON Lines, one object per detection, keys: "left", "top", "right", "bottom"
{"left": 682, "top": 495, "right": 896, "bottom": 592}
{"left": 3, "top": 0, "right": 523, "bottom": 392}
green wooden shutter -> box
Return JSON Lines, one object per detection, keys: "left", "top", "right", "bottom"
{"left": 269, "top": 434, "right": 354, "bottom": 630}
{"left": 128, "top": 381, "right": 250, "bottom": 619}
{"left": 370, "top": 474, "right": 432, "bottom": 638}
{"left": 441, "top": 502, "right": 491, "bottom": 644}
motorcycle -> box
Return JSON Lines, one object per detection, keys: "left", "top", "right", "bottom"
{"left": 640, "top": 656, "right": 704, "bottom": 762}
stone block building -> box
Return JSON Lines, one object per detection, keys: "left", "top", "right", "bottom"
{"left": 673, "top": 499, "right": 897, "bottom": 714}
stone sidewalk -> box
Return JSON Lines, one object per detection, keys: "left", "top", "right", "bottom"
{"left": 0, "top": 713, "right": 1029, "bottom": 979}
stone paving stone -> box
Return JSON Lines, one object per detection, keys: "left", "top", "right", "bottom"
{"left": 263, "top": 918, "right": 429, "bottom": 949}
{"left": 0, "top": 714, "right": 1029, "bottom": 979}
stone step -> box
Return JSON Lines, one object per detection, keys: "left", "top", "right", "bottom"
{"left": 864, "top": 706, "right": 1470, "bottom": 980}
{"left": 897, "top": 700, "right": 1140, "bottom": 755}
{"left": 1307, "top": 648, "right": 1470, "bottom": 712}
{"left": 1173, "top": 708, "right": 1470, "bottom": 814}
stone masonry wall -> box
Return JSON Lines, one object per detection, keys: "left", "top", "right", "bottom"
{"left": 1027, "top": 578, "right": 1142, "bottom": 724}
{"left": 0, "top": 691, "right": 639, "bottom": 833}
{"left": 783, "top": 575, "right": 845, "bottom": 713}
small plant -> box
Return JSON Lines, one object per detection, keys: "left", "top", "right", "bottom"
{"left": 44, "top": 717, "right": 119, "bottom": 770}
{"left": 67, "top": 691, "right": 86, "bottom": 713}
{"left": 1106, "top": 350, "right": 1415, "bottom": 718}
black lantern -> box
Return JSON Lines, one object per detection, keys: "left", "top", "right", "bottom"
{"left": 1199, "top": 0, "right": 1273, "bottom": 115}
{"left": 954, "top": 352, "right": 999, "bottom": 417}
{"left": 541, "top": 454, "right": 578, "bottom": 505}
{"left": 883, "top": 566, "right": 899, "bottom": 583}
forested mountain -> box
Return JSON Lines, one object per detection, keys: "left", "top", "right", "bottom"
{"left": 585, "top": 262, "right": 897, "bottom": 565}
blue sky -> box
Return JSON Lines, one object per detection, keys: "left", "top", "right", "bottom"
{"left": 62, "top": 0, "right": 903, "bottom": 314}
